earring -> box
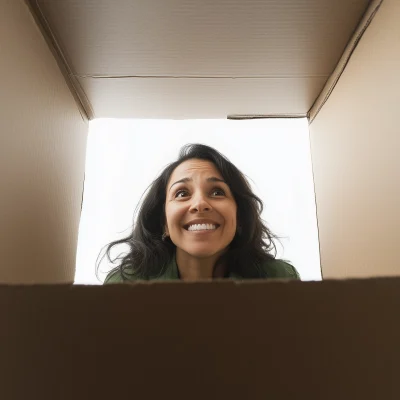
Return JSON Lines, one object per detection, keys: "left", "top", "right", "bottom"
{"left": 162, "top": 232, "right": 168, "bottom": 241}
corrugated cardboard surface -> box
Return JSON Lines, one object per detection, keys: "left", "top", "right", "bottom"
{"left": 309, "top": 0, "right": 400, "bottom": 278}
{"left": 0, "top": 0, "right": 88, "bottom": 283}
{"left": 309, "top": 0, "right": 383, "bottom": 121}
{"left": 32, "top": 0, "right": 371, "bottom": 118}
{"left": 77, "top": 76, "right": 325, "bottom": 119}
{"left": 1, "top": 279, "right": 399, "bottom": 399}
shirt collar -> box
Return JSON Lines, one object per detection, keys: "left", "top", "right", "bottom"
{"left": 154, "top": 251, "right": 241, "bottom": 280}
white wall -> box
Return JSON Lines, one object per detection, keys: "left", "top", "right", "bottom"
{"left": 310, "top": 0, "right": 400, "bottom": 278}
{"left": 76, "top": 118, "right": 321, "bottom": 284}
{"left": 0, "top": 0, "right": 88, "bottom": 283}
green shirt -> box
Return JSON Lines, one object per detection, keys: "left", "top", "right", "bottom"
{"left": 104, "top": 252, "right": 300, "bottom": 283}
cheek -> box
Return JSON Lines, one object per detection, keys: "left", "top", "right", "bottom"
{"left": 164, "top": 205, "right": 174, "bottom": 229}
{"left": 165, "top": 204, "right": 185, "bottom": 229}
{"left": 227, "top": 204, "right": 238, "bottom": 227}
{"left": 230, "top": 216, "right": 237, "bottom": 233}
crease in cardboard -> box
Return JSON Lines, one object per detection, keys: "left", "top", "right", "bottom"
{"left": 227, "top": 114, "right": 306, "bottom": 119}
{"left": 74, "top": 74, "right": 329, "bottom": 79}
{"left": 308, "top": 0, "right": 384, "bottom": 123}
{"left": 27, "top": 0, "right": 94, "bottom": 120}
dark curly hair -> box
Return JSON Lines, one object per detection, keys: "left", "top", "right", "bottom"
{"left": 97, "top": 143, "right": 281, "bottom": 280}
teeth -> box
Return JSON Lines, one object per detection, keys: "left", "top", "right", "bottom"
{"left": 188, "top": 223, "right": 217, "bottom": 231}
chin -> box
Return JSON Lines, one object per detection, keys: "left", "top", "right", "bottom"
{"left": 182, "top": 246, "right": 225, "bottom": 259}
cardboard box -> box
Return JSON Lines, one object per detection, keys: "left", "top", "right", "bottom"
{"left": 1, "top": 0, "right": 399, "bottom": 398}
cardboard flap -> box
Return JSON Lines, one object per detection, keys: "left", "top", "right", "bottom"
{"left": 1, "top": 278, "right": 399, "bottom": 399}
{"left": 30, "top": 0, "right": 371, "bottom": 118}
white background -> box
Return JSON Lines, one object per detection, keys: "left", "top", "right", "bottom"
{"left": 75, "top": 118, "right": 321, "bottom": 284}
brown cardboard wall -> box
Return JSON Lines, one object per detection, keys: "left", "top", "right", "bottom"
{"left": 1, "top": 279, "right": 399, "bottom": 399}
{"left": 31, "top": 0, "right": 370, "bottom": 119}
{"left": 0, "top": 0, "right": 88, "bottom": 283}
{"left": 309, "top": 0, "right": 400, "bottom": 278}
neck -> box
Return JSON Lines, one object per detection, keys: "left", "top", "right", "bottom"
{"left": 176, "top": 249, "right": 227, "bottom": 281}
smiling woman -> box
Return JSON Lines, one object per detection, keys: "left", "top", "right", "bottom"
{"left": 100, "top": 144, "right": 300, "bottom": 282}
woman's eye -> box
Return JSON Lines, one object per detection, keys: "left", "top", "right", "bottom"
{"left": 175, "top": 190, "right": 188, "bottom": 198}
{"left": 175, "top": 188, "right": 225, "bottom": 198}
{"left": 211, "top": 188, "right": 225, "bottom": 196}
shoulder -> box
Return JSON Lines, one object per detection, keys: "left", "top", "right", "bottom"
{"left": 103, "top": 264, "right": 172, "bottom": 284}
{"left": 261, "top": 258, "right": 301, "bottom": 280}
{"left": 103, "top": 268, "right": 142, "bottom": 284}
{"left": 103, "top": 269, "right": 124, "bottom": 284}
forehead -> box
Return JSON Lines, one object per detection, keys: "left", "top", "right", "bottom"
{"left": 169, "top": 159, "right": 222, "bottom": 182}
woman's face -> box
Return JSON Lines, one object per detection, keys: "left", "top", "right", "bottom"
{"left": 165, "top": 159, "right": 237, "bottom": 259}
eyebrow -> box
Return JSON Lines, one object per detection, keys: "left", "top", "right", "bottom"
{"left": 169, "top": 177, "right": 227, "bottom": 192}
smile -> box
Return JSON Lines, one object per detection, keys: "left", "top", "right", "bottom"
{"left": 184, "top": 223, "right": 220, "bottom": 232}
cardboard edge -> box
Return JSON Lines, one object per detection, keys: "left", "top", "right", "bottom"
{"left": 227, "top": 114, "right": 307, "bottom": 119}
{"left": 1, "top": 276, "right": 400, "bottom": 290}
{"left": 307, "top": 126, "right": 324, "bottom": 278}
{"left": 25, "top": 0, "right": 94, "bottom": 120}
{"left": 308, "top": 0, "right": 384, "bottom": 123}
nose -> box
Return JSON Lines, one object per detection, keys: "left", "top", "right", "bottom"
{"left": 189, "top": 192, "right": 212, "bottom": 213}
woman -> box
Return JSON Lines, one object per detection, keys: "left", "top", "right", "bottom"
{"left": 101, "top": 143, "right": 300, "bottom": 283}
